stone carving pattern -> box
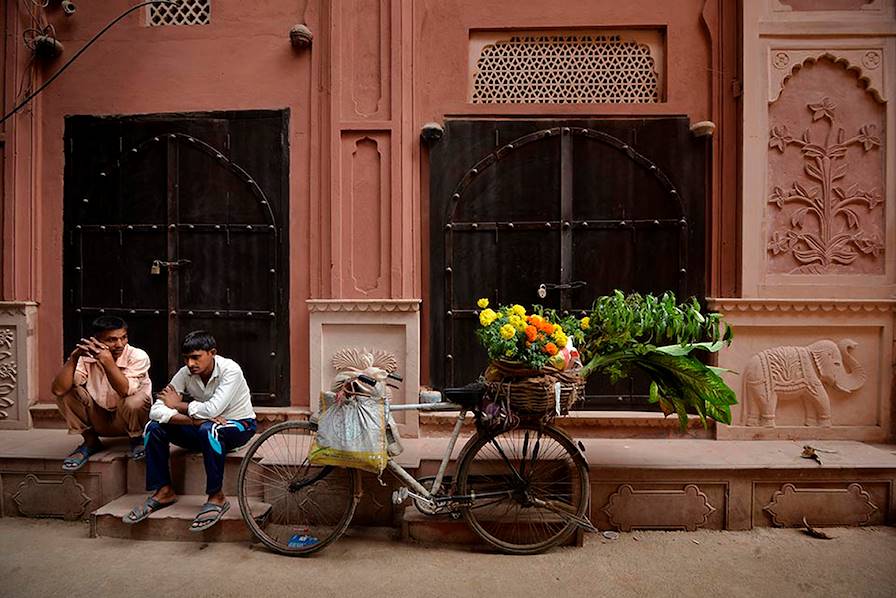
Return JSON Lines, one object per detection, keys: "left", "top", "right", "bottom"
{"left": 767, "top": 96, "right": 883, "bottom": 273}
{"left": 473, "top": 34, "right": 660, "bottom": 104}
{"left": 602, "top": 484, "right": 716, "bottom": 531}
{"left": 12, "top": 474, "right": 92, "bottom": 520}
{"left": 743, "top": 339, "right": 866, "bottom": 427}
{"left": 763, "top": 483, "right": 878, "bottom": 527}
{"left": 0, "top": 327, "right": 16, "bottom": 420}
{"left": 331, "top": 347, "right": 398, "bottom": 374}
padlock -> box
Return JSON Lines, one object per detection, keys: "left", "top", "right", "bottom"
{"left": 150, "top": 260, "right": 160, "bottom": 275}
{"left": 537, "top": 283, "right": 547, "bottom": 299}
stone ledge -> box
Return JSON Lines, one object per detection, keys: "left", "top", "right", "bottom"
{"left": 708, "top": 297, "right": 896, "bottom": 313}
{"left": 307, "top": 299, "right": 422, "bottom": 312}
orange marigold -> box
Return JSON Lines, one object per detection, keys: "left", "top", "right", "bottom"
{"left": 524, "top": 325, "right": 538, "bottom": 341}
{"left": 544, "top": 342, "right": 559, "bottom": 356}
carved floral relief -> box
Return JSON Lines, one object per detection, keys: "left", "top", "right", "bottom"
{"left": 766, "top": 58, "right": 885, "bottom": 275}
{"left": 0, "top": 327, "right": 17, "bottom": 420}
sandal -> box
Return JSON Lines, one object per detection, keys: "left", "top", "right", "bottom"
{"left": 127, "top": 440, "right": 146, "bottom": 461}
{"left": 189, "top": 501, "right": 230, "bottom": 532}
{"left": 122, "top": 496, "right": 177, "bottom": 524}
{"left": 62, "top": 444, "right": 104, "bottom": 472}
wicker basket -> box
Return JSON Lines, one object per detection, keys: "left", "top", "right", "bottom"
{"left": 483, "top": 360, "right": 585, "bottom": 417}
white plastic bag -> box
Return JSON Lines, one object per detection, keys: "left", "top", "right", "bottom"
{"left": 309, "top": 387, "right": 389, "bottom": 473}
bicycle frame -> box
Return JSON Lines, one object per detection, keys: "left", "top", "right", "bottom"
{"left": 386, "top": 401, "right": 469, "bottom": 505}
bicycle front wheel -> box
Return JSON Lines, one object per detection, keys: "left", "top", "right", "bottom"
{"left": 237, "top": 420, "right": 360, "bottom": 556}
{"left": 456, "top": 423, "right": 590, "bottom": 555}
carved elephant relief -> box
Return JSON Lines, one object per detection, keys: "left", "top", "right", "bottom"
{"left": 743, "top": 339, "right": 866, "bottom": 427}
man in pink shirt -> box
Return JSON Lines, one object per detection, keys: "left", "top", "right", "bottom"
{"left": 50, "top": 316, "right": 152, "bottom": 471}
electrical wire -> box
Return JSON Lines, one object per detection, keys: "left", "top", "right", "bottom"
{"left": 0, "top": 0, "right": 180, "bottom": 127}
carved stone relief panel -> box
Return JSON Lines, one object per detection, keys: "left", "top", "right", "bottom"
{"left": 308, "top": 300, "right": 421, "bottom": 437}
{"left": 761, "top": 482, "right": 879, "bottom": 526}
{"left": 742, "top": 338, "right": 866, "bottom": 427}
{"left": 602, "top": 484, "right": 718, "bottom": 531}
{"left": 709, "top": 298, "right": 893, "bottom": 441}
{"left": 12, "top": 474, "right": 92, "bottom": 520}
{"left": 0, "top": 327, "right": 17, "bottom": 422}
{"left": 0, "top": 303, "right": 36, "bottom": 430}
{"left": 767, "top": 57, "right": 885, "bottom": 275}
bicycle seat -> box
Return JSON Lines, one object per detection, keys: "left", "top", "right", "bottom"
{"left": 441, "top": 382, "right": 487, "bottom": 407}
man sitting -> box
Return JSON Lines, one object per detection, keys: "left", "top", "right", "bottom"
{"left": 50, "top": 316, "right": 152, "bottom": 471}
{"left": 123, "top": 330, "right": 256, "bottom": 532}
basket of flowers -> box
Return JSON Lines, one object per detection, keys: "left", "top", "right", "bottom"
{"left": 475, "top": 299, "right": 586, "bottom": 417}
{"left": 475, "top": 291, "right": 738, "bottom": 430}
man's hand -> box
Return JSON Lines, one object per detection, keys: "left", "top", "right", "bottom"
{"left": 87, "top": 337, "right": 114, "bottom": 365}
{"left": 68, "top": 344, "right": 88, "bottom": 361}
{"left": 211, "top": 416, "right": 228, "bottom": 425}
{"left": 158, "top": 385, "right": 182, "bottom": 409}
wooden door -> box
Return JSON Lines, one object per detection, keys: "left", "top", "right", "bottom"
{"left": 63, "top": 111, "right": 290, "bottom": 406}
{"left": 429, "top": 118, "right": 708, "bottom": 409}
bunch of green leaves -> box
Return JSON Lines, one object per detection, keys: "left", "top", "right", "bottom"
{"left": 579, "top": 290, "right": 736, "bottom": 429}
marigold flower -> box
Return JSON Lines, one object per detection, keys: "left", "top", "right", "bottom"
{"left": 477, "top": 297, "right": 489, "bottom": 309}
{"left": 524, "top": 325, "right": 538, "bottom": 341}
{"left": 479, "top": 308, "right": 498, "bottom": 327}
{"left": 544, "top": 342, "right": 559, "bottom": 356}
{"left": 511, "top": 304, "right": 526, "bottom": 316}
{"left": 499, "top": 324, "right": 516, "bottom": 340}
{"left": 528, "top": 314, "right": 542, "bottom": 326}
{"left": 553, "top": 332, "right": 568, "bottom": 348}
{"left": 581, "top": 316, "right": 590, "bottom": 330}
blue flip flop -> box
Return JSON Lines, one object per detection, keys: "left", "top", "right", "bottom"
{"left": 62, "top": 444, "right": 103, "bottom": 472}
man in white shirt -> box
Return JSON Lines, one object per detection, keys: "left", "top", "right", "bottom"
{"left": 122, "top": 330, "right": 256, "bottom": 532}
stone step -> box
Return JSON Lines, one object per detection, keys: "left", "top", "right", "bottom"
{"left": 126, "top": 443, "right": 251, "bottom": 496}
{"left": 91, "top": 493, "right": 269, "bottom": 542}
{"left": 0, "top": 429, "right": 129, "bottom": 519}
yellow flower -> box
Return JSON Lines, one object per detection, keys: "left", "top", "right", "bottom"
{"left": 505, "top": 349, "right": 515, "bottom": 357}
{"left": 508, "top": 314, "right": 526, "bottom": 331}
{"left": 581, "top": 316, "right": 590, "bottom": 330}
{"left": 479, "top": 308, "right": 498, "bottom": 327}
{"left": 476, "top": 298, "right": 489, "bottom": 309}
{"left": 499, "top": 324, "right": 516, "bottom": 340}
{"left": 511, "top": 304, "right": 526, "bottom": 316}
{"left": 553, "top": 331, "right": 568, "bottom": 348}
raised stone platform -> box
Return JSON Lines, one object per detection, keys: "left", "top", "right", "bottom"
{"left": 2, "top": 429, "right": 894, "bottom": 542}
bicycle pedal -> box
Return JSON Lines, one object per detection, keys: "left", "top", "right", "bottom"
{"left": 392, "top": 487, "right": 410, "bottom": 505}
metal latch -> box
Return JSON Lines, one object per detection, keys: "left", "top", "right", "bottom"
{"left": 537, "top": 281, "right": 587, "bottom": 298}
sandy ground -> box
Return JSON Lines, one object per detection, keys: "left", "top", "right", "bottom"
{"left": 1, "top": 518, "right": 895, "bottom": 598}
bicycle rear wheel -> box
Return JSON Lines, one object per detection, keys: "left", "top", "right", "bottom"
{"left": 237, "top": 420, "right": 360, "bottom": 556}
{"left": 456, "top": 423, "right": 590, "bottom": 555}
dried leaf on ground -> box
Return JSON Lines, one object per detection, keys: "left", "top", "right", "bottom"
{"left": 801, "top": 517, "right": 834, "bottom": 540}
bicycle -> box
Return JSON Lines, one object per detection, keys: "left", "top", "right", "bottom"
{"left": 236, "top": 373, "right": 592, "bottom": 556}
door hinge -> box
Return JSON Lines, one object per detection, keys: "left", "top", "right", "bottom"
{"left": 730, "top": 79, "right": 743, "bottom": 98}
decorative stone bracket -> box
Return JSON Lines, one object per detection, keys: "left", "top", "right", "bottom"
{"left": 308, "top": 299, "right": 421, "bottom": 437}
{"left": 0, "top": 302, "right": 37, "bottom": 430}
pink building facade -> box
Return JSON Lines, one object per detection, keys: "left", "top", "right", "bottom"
{"left": 0, "top": 0, "right": 892, "bottom": 451}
